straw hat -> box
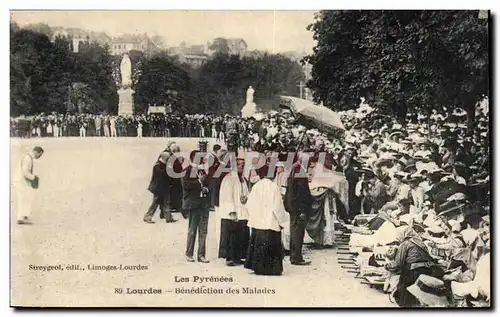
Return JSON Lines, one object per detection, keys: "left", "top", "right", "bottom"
{"left": 446, "top": 192, "right": 467, "bottom": 202}
{"left": 388, "top": 130, "right": 404, "bottom": 141}
{"left": 374, "top": 153, "right": 395, "bottom": 168}
{"left": 357, "top": 167, "right": 375, "bottom": 177}
{"left": 409, "top": 173, "right": 425, "bottom": 182}
{"left": 438, "top": 203, "right": 466, "bottom": 217}
{"left": 407, "top": 275, "right": 449, "bottom": 307}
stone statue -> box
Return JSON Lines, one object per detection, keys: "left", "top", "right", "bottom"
{"left": 117, "top": 54, "right": 134, "bottom": 115}
{"left": 242, "top": 86, "right": 258, "bottom": 118}
{"left": 246, "top": 86, "right": 255, "bottom": 103}
{"left": 120, "top": 54, "right": 132, "bottom": 87}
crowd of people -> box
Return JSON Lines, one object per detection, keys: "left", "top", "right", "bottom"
{"left": 14, "top": 98, "right": 490, "bottom": 308}
{"left": 10, "top": 112, "right": 258, "bottom": 140}
{"left": 138, "top": 99, "right": 490, "bottom": 308}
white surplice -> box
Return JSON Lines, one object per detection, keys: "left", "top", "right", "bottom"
{"left": 246, "top": 178, "right": 287, "bottom": 232}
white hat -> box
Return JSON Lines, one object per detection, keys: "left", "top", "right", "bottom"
{"left": 407, "top": 275, "right": 449, "bottom": 307}
{"left": 446, "top": 192, "right": 467, "bottom": 202}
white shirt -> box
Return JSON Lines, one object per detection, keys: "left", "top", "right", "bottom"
{"left": 451, "top": 253, "right": 490, "bottom": 300}
{"left": 218, "top": 173, "right": 249, "bottom": 221}
{"left": 441, "top": 175, "right": 467, "bottom": 186}
{"left": 21, "top": 154, "right": 35, "bottom": 184}
{"left": 355, "top": 180, "right": 363, "bottom": 197}
{"left": 246, "top": 178, "right": 288, "bottom": 232}
{"left": 266, "top": 126, "right": 278, "bottom": 138}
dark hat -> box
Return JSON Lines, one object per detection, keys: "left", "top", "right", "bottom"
{"left": 361, "top": 137, "right": 373, "bottom": 145}
{"left": 357, "top": 167, "right": 375, "bottom": 177}
{"left": 453, "top": 161, "right": 467, "bottom": 169}
{"left": 408, "top": 173, "right": 424, "bottom": 182}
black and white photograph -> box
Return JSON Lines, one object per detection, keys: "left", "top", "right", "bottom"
{"left": 8, "top": 8, "right": 491, "bottom": 308}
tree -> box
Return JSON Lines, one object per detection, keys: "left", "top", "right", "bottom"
{"left": 24, "top": 22, "right": 53, "bottom": 39}
{"left": 73, "top": 41, "right": 118, "bottom": 114}
{"left": 191, "top": 53, "right": 305, "bottom": 115}
{"left": 10, "top": 23, "right": 119, "bottom": 116}
{"left": 304, "top": 10, "right": 489, "bottom": 127}
{"left": 134, "top": 52, "right": 192, "bottom": 114}
{"left": 44, "top": 36, "right": 74, "bottom": 113}
{"left": 10, "top": 29, "right": 54, "bottom": 114}
{"left": 209, "top": 37, "right": 230, "bottom": 54}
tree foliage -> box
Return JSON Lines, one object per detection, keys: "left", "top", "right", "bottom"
{"left": 190, "top": 53, "right": 305, "bottom": 115}
{"left": 133, "top": 52, "right": 192, "bottom": 114}
{"left": 304, "top": 10, "right": 489, "bottom": 127}
{"left": 11, "top": 23, "right": 306, "bottom": 117}
{"left": 209, "top": 37, "right": 230, "bottom": 54}
{"left": 10, "top": 24, "right": 118, "bottom": 115}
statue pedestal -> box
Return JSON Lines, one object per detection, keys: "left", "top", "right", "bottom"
{"left": 118, "top": 87, "right": 134, "bottom": 115}
{"left": 241, "top": 102, "right": 257, "bottom": 118}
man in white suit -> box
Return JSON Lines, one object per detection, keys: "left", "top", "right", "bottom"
{"left": 17, "top": 146, "right": 44, "bottom": 225}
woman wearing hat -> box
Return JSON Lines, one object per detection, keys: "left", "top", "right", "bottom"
{"left": 362, "top": 170, "right": 390, "bottom": 214}
{"left": 385, "top": 227, "right": 445, "bottom": 307}
{"left": 405, "top": 174, "right": 426, "bottom": 210}
{"left": 338, "top": 146, "right": 362, "bottom": 217}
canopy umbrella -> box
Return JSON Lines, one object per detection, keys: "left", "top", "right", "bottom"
{"left": 279, "top": 96, "right": 346, "bottom": 133}
{"left": 279, "top": 96, "right": 346, "bottom": 155}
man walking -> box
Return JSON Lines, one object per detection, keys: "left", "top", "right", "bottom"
{"left": 17, "top": 146, "right": 44, "bottom": 225}
{"left": 285, "top": 154, "right": 313, "bottom": 265}
{"left": 182, "top": 150, "right": 210, "bottom": 263}
{"left": 143, "top": 152, "right": 176, "bottom": 224}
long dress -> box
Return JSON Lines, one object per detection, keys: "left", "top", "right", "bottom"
{"left": 245, "top": 229, "right": 283, "bottom": 275}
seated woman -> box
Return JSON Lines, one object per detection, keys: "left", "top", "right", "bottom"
{"left": 385, "top": 227, "right": 445, "bottom": 307}
{"left": 245, "top": 165, "right": 288, "bottom": 276}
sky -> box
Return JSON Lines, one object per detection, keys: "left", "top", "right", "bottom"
{"left": 10, "top": 10, "right": 318, "bottom": 53}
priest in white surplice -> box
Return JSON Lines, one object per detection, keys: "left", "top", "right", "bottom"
{"left": 244, "top": 165, "right": 288, "bottom": 275}
{"left": 218, "top": 158, "right": 250, "bottom": 266}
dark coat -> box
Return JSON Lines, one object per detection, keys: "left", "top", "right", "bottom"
{"left": 285, "top": 165, "right": 313, "bottom": 216}
{"left": 167, "top": 157, "right": 184, "bottom": 210}
{"left": 181, "top": 165, "right": 210, "bottom": 210}
{"left": 147, "top": 162, "right": 169, "bottom": 196}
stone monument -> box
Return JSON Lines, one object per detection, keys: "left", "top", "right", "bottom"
{"left": 241, "top": 86, "right": 258, "bottom": 118}
{"left": 118, "top": 54, "right": 134, "bottom": 116}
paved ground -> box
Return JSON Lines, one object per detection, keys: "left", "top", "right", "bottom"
{"left": 10, "top": 137, "right": 395, "bottom": 307}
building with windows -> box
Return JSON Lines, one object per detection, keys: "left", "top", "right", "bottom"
{"left": 52, "top": 27, "right": 90, "bottom": 53}
{"left": 226, "top": 38, "right": 247, "bottom": 56}
{"left": 168, "top": 41, "right": 213, "bottom": 68}
{"left": 111, "top": 33, "right": 162, "bottom": 56}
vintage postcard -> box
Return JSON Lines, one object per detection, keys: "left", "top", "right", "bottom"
{"left": 9, "top": 10, "right": 490, "bottom": 308}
